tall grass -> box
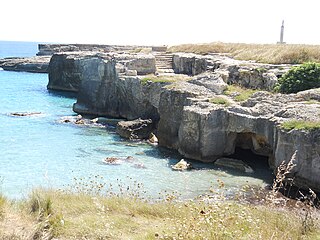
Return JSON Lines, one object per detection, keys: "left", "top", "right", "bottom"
{"left": 168, "top": 42, "right": 320, "bottom": 64}
{"left": 0, "top": 169, "right": 319, "bottom": 239}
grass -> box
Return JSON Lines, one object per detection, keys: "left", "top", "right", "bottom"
{"left": 0, "top": 189, "right": 319, "bottom": 239}
{"left": 281, "top": 119, "right": 320, "bottom": 131}
{"left": 168, "top": 42, "right": 320, "bottom": 64}
{"left": 140, "top": 74, "right": 191, "bottom": 85}
{"left": 209, "top": 96, "right": 231, "bottom": 106}
{"left": 223, "top": 84, "right": 258, "bottom": 102}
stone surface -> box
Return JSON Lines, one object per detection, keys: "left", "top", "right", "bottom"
{"left": 0, "top": 56, "right": 50, "bottom": 73}
{"left": 172, "top": 159, "right": 193, "bottom": 171}
{"left": 214, "top": 157, "right": 254, "bottom": 173}
{"left": 116, "top": 118, "right": 153, "bottom": 139}
{"left": 46, "top": 50, "right": 320, "bottom": 192}
{"left": 173, "top": 53, "right": 207, "bottom": 76}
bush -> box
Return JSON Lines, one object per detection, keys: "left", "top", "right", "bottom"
{"left": 275, "top": 62, "right": 320, "bottom": 93}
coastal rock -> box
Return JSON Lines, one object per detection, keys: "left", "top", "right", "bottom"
{"left": 214, "top": 157, "right": 254, "bottom": 173}
{"left": 47, "top": 50, "right": 320, "bottom": 192}
{"left": 173, "top": 53, "right": 207, "bottom": 76}
{"left": 190, "top": 73, "right": 228, "bottom": 94}
{"left": 72, "top": 57, "right": 164, "bottom": 120}
{"left": 172, "top": 159, "right": 193, "bottom": 171}
{"left": 116, "top": 118, "right": 153, "bottom": 140}
{"left": 125, "top": 54, "right": 156, "bottom": 75}
{"left": 0, "top": 56, "right": 50, "bottom": 73}
{"left": 10, "top": 112, "right": 42, "bottom": 117}
{"left": 47, "top": 52, "right": 103, "bottom": 92}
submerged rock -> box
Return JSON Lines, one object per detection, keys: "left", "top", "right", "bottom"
{"left": 172, "top": 159, "right": 193, "bottom": 171}
{"left": 103, "top": 157, "right": 121, "bottom": 165}
{"left": 214, "top": 157, "right": 254, "bottom": 173}
{"left": 10, "top": 112, "right": 42, "bottom": 117}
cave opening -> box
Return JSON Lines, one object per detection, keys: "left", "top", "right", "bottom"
{"left": 224, "top": 132, "right": 274, "bottom": 182}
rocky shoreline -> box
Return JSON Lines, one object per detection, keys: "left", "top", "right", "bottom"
{"left": 2, "top": 44, "right": 320, "bottom": 192}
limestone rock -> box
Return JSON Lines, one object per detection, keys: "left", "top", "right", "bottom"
{"left": 173, "top": 53, "right": 207, "bottom": 76}
{"left": 0, "top": 56, "right": 50, "bottom": 73}
{"left": 172, "top": 159, "right": 193, "bottom": 171}
{"left": 116, "top": 118, "right": 153, "bottom": 140}
{"left": 214, "top": 157, "right": 254, "bottom": 173}
{"left": 47, "top": 50, "right": 320, "bottom": 192}
{"left": 190, "top": 73, "right": 228, "bottom": 94}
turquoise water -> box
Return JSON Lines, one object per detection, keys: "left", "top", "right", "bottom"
{"left": 0, "top": 41, "right": 272, "bottom": 199}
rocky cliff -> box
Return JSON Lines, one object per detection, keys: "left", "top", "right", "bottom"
{"left": 47, "top": 50, "right": 320, "bottom": 192}
{"left": 0, "top": 56, "right": 50, "bottom": 73}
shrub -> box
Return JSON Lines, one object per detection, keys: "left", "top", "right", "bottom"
{"left": 275, "top": 62, "right": 320, "bottom": 93}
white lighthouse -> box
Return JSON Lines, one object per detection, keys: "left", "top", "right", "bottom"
{"left": 277, "top": 20, "right": 286, "bottom": 44}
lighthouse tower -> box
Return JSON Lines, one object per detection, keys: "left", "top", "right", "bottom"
{"left": 277, "top": 20, "right": 286, "bottom": 44}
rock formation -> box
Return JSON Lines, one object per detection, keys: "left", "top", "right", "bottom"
{"left": 47, "top": 49, "right": 320, "bottom": 192}
{"left": 116, "top": 118, "right": 153, "bottom": 140}
{"left": 0, "top": 56, "right": 50, "bottom": 73}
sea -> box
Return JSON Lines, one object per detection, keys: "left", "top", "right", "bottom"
{"left": 0, "top": 41, "right": 272, "bottom": 199}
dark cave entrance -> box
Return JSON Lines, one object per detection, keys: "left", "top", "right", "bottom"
{"left": 225, "top": 132, "right": 274, "bottom": 182}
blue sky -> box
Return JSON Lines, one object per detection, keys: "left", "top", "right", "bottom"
{"left": 2, "top": 0, "right": 320, "bottom": 45}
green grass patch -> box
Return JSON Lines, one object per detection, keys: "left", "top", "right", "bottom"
{"left": 209, "top": 96, "right": 231, "bottom": 106}
{"left": 224, "top": 85, "right": 258, "bottom": 102}
{"left": 281, "top": 119, "right": 320, "bottom": 131}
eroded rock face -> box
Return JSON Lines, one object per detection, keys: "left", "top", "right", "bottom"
{"left": 116, "top": 118, "right": 153, "bottom": 139}
{"left": 69, "top": 55, "right": 162, "bottom": 120}
{"left": 157, "top": 84, "right": 320, "bottom": 191}
{"left": 173, "top": 53, "right": 207, "bottom": 76}
{"left": 47, "top": 51, "right": 320, "bottom": 192}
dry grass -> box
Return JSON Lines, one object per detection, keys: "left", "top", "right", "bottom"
{"left": 0, "top": 188, "right": 318, "bottom": 239}
{"left": 168, "top": 42, "right": 320, "bottom": 64}
{"left": 0, "top": 167, "right": 319, "bottom": 240}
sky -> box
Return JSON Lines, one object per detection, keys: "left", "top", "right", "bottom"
{"left": 1, "top": 0, "right": 320, "bottom": 45}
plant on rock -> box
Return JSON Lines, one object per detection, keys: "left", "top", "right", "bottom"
{"left": 275, "top": 62, "right": 320, "bottom": 93}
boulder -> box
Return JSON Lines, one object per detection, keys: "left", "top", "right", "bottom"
{"left": 116, "top": 118, "right": 153, "bottom": 140}
{"left": 214, "top": 157, "right": 254, "bottom": 173}
{"left": 172, "top": 159, "right": 193, "bottom": 171}
{"left": 173, "top": 53, "right": 207, "bottom": 76}
{"left": 125, "top": 54, "right": 156, "bottom": 75}
{"left": 190, "top": 73, "right": 228, "bottom": 94}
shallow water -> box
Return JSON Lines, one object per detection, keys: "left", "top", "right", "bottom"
{"left": 0, "top": 42, "right": 273, "bottom": 200}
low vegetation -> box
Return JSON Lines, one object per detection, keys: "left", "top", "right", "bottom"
{"left": 0, "top": 167, "right": 318, "bottom": 240}
{"left": 275, "top": 62, "right": 320, "bottom": 93}
{"left": 223, "top": 84, "right": 258, "bottom": 102}
{"left": 0, "top": 188, "right": 318, "bottom": 239}
{"left": 168, "top": 42, "right": 320, "bottom": 64}
{"left": 281, "top": 119, "right": 320, "bottom": 131}
{"left": 209, "top": 96, "right": 231, "bottom": 106}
